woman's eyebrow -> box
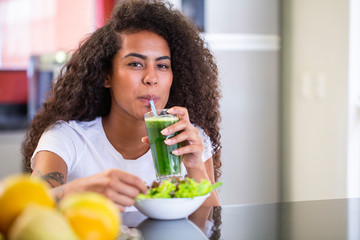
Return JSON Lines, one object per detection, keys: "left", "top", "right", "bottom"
{"left": 155, "top": 56, "right": 171, "bottom": 61}
{"left": 124, "top": 53, "right": 170, "bottom": 61}
{"left": 124, "top": 53, "right": 146, "bottom": 59}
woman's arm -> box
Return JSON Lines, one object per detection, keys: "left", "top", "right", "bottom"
{"left": 32, "top": 151, "right": 147, "bottom": 211}
{"left": 185, "top": 157, "right": 220, "bottom": 206}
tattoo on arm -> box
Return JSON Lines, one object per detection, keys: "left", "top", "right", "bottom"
{"left": 35, "top": 170, "right": 65, "bottom": 188}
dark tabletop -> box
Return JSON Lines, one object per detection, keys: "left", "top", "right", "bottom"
{"left": 121, "top": 198, "right": 360, "bottom": 240}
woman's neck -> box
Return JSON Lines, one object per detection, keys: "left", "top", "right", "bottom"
{"left": 102, "top": 114, "right": 149, "bottom": 159}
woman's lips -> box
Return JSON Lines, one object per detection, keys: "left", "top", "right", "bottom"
{"left": 138, "top": 95, "right": 159, "bottom": 106}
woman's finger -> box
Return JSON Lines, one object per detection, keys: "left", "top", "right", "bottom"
{"left": 172, "top": 143, "right": 204, "bottom": 156}
{"left": 106, "top": 189, "right": 136, "bottom": 208}
{"left": 164, "top": 130, "right": 201, "bottom": 146}
{"left": 161, "top": 118, "right": 197, "bottom": 136}
{"left": 113, "top": 170, "right": 148, "bottom": 194}
{"left": 167, "top": 107, "right": 189, "bottom": 121}
{"left": 109, "top": 180, "right": 142, "bottom": 199}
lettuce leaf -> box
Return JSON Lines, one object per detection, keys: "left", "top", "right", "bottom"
{"left": 137, "top": 177, "right": 222, "bottom": 199}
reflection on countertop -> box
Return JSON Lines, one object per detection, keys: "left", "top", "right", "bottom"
{"left": 121, "top": 206, "right": 222, "bottom": 240}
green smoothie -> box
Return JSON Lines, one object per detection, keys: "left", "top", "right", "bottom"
{"left": 145, "top": 114, "right": 181, "bottom": 180}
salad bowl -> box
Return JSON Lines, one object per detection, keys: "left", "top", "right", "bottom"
{"left": 134, "top": 193, "right": 210, "bottom": 220}
{"left": 134, "top": 177, "right": 221, "bottom": 220}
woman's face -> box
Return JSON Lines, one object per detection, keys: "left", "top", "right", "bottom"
{"left": 105, "top": 31, "right": 173, "bottom": 121}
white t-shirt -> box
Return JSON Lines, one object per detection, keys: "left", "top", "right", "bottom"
{"left": 31, "top": 117, "right": 214, "bottom": 186}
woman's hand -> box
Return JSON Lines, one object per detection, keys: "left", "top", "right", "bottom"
{"left": 33, "top": 151, "right": 148, "bottom": 212}
{"left": 161, "top": 107, "right": 205, "bottom": 171}
{"left": 71, "top": 169, "right": 148, "bottom": 212}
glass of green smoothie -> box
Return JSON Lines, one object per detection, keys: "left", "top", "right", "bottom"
{"left": 144, "top": 109, "right": 182, "bottom": 181}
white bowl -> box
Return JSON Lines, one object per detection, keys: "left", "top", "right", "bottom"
{"left": 134, "top": 193, "right": 210, "bottom": 220}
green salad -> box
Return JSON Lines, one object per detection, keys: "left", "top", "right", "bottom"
{"left": 137, "top": 177, "right": 222, "bottom": 199}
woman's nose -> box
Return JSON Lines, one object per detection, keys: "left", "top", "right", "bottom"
{"left": 142, "top": 68, "right": 158, "bottom": 86}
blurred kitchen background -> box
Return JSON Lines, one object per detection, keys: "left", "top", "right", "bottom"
{"left": 0, "top": 0, "right": 359, "bottom": 206}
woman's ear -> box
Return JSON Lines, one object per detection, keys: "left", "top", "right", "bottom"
{"left": 104, "top": 75, "right": 111, "bottom": 88}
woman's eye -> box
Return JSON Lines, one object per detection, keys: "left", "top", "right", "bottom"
{"left": 128, "top": 62, "right": 143, "bottom": 67}
{"left": 157, "top": 64, "right": 169, "bottom": 69}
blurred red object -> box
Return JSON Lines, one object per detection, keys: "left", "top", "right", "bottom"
{"left": 0, "top": 70, "right": 28, "bottom": 104}
{"left": 96, "top": 0, "right": 116, "bottom": 28}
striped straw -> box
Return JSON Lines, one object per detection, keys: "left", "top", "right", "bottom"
{"left": 149, "top": 99, "right": 158, "bottom": 117}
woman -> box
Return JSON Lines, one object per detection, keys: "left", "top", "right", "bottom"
{"left": 22, "top": 0, "right": 222, "bottom": 211}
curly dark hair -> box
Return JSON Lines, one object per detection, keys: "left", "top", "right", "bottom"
{"left": 22, "top": 0, "right": 222, "bottom": 181}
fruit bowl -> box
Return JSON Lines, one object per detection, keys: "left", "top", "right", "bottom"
{"left": 134, "top": 193, "right": 210, "bottom": 220}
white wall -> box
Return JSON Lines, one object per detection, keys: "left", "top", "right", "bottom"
{"left": 205, "top": 0, "right": 280, "bottom": 205}
{"left": 213, "top": 49, "right": 280, "bottom": 205}
{"left": 282, "top": 0, "right": 349, "bottom": 201}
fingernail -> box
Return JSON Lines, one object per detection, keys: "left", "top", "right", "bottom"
{"left": 165, "top": 139, "right": 173, "bottom": 144}
{"left": 172, "top": 150, "right": 179, "bottom": 155}
{"left": 161, "top": 129, "right": 168, "bottom": 135}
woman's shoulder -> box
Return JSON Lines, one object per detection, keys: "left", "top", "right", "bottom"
{"left": 48, "top": 117, "right": 101, "bottom": 132}
{"left": 41, "top": 117, "right": 102, "bottom": 142}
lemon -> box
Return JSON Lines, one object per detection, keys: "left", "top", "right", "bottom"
{"left": 0, "top": 174, "right": 55, "bottom": 235}
{"left": 59, "top": 192, "right": 121, "bottom": 240}
{"left": 8, "top": 204, "right": 79, "bottom": 240}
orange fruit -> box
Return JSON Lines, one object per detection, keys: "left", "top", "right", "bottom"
{"left": 0, "top": 174, "right": 55, "bottom": 235}
{"left": 59, "top": 192, "right": 121, "bottom": 240}
{"left": 8, "top": 204, "right": 79, "bottom": 240}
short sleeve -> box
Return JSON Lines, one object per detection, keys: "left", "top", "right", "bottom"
{"left": 196, "top": 126, "right": 214, "bottom": 162}
{"left": 30, "top": 122, "right": 77, "bottom": 171}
